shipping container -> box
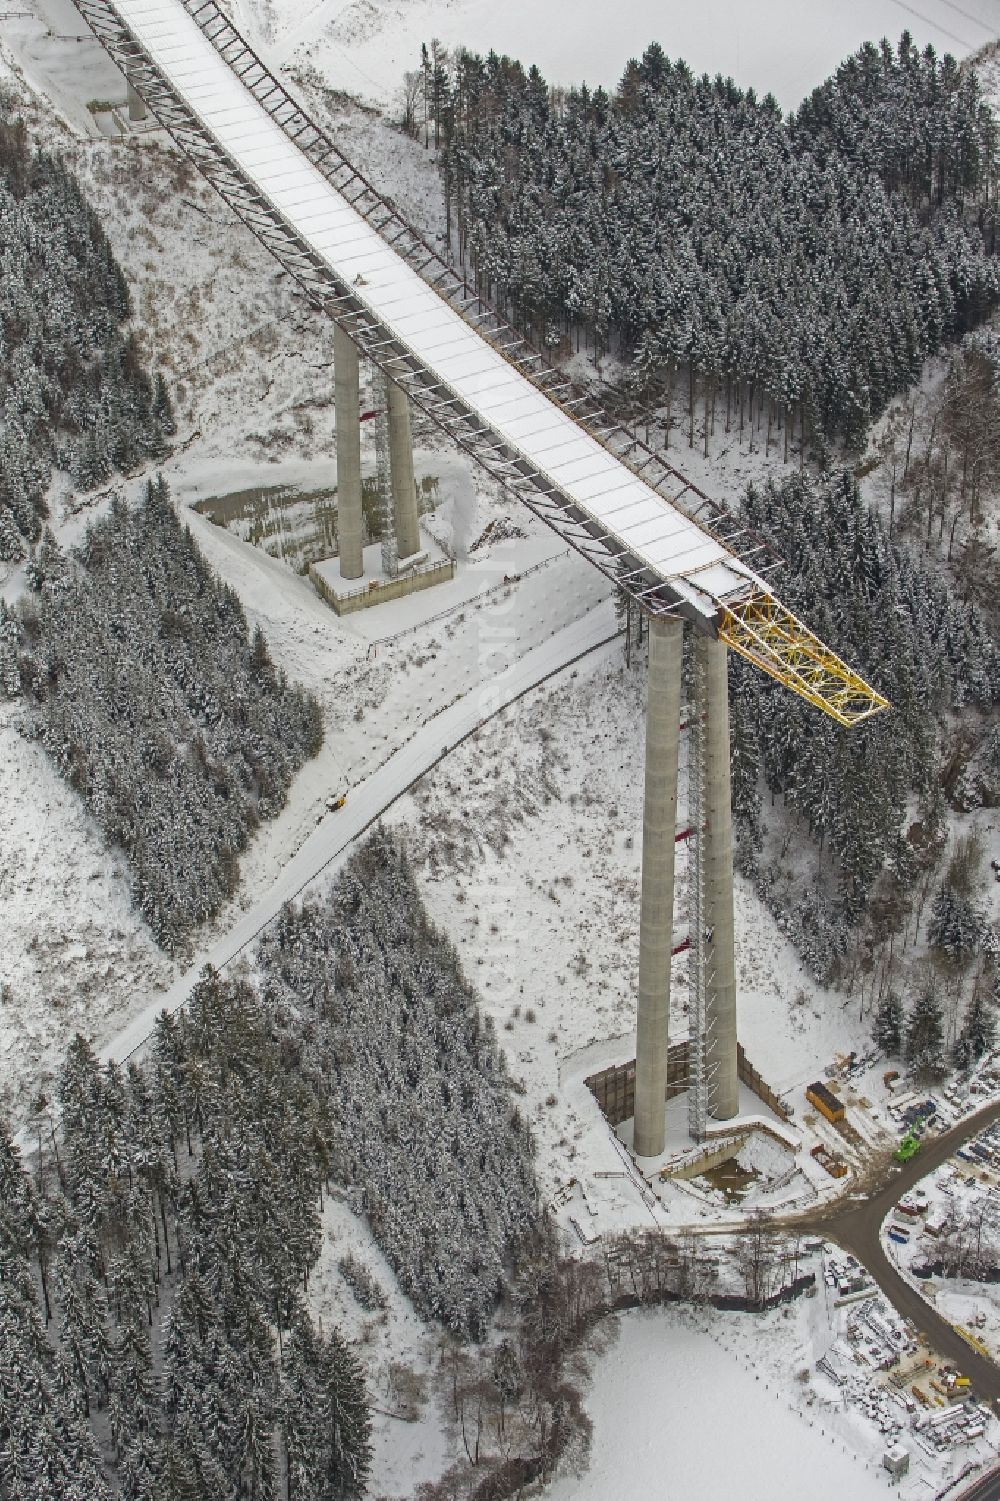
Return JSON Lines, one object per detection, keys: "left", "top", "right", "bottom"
{"left": 806, "top": 1081, "right": 846, "bottom": 1123}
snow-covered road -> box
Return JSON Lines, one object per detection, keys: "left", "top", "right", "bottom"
{"left": 100, "top": 597, "right": 619, "bottom": 1065}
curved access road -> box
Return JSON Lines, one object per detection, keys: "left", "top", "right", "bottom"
{"left": 98, "top": 599, "right": 618, "bottom": 1066}
{"left": 798, "top": 1098, "right": 1000, "bottom": 1405}
{"left": 955, "top": 1466, "right": 1000, "bottom": 1501}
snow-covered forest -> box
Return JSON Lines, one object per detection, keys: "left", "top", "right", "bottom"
{"left": 728, "top": 468, "right": 999, "bottom": 971}
{"left": 1, "top": 968, "right": 371, "bottom": 1501}
{"left": 0, "top": 105, "right": 173, "bottom": 561}
{"left": 3, "top": 479, "right": 323, "bottom": 952}
{"left": 1, "top": 3, "right": 999, "bottom": 1495}
{"left": 430, "top": 34, "right": 997, "bottom": 447}
{"left": 0, "top": 832, "right": 543, "bottom": 1497}
{"left": 257, "top": 832, "right": 539, "bottom": 1338}
{"left": 417, "top": 25, "right": 1000, "bottom": 1008}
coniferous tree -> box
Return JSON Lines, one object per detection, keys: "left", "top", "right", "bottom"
{"left": 727, "top": 467, "right": 1000, "bottom": 971}
{"left": 281, "top": 1311, "right": 372, "bottom": 1501}
{"left": 435, "top": 35, "right": 998, "bottom": 451}
{"left": 2, "top": 970, "right": 381, "bottom": 1497}
{"left": 906, "top": 983, "right": 947, "bottom": 1077}
{"left": 928, "top": 882, "right": 989, "bottom": 961}
{"left": 730, "top": 674, "right": 763, "bottom": 876}
{"left": 320, "top": 1326, "right": 372, "bottom": 1500}
{"left": 13, "top": 480, "right": 323, "bottom": 951}
{"left": 52, "top": 1225, "right": 114, "bottom": 1420}
{"left": 953, "top": 978, "right": 997, "bottom": 1068}
{"left": 0, "top": 600, "right": 19, "bottom": 695}
{"left": 257, "top": 831, "right": 539, "bottom": 1337}
{"left": 0, "top": 104, "right": 173, "bottom": 557}
{"left": 873, "top": 990, "right": 905, "bottom": 1056}
{"left": 0, "top": 1145, "right": 111, "bottom": 1499}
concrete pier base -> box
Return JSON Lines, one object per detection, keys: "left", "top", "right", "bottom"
{"left": 127, "top": 81, "right": 148, "bottom": 122}
{"left": 334, "top": 323, "right": 364, "bottom": 581}
{"left": 698, "top": 634, "right": 739, "bottom": 1121}
{"left": 387, "top": 378, "right": 420, "bottom": 561}
{"left": 634, "top": 614, "right": 684, "bottom": 1158}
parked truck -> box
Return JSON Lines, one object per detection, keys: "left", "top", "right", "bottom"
{"left": 894, "top": 1132, "right": 920, "bottom": 1163}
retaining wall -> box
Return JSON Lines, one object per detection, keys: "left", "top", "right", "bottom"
{"left": 309, "top": 557, "right": 454, "bottom": 614}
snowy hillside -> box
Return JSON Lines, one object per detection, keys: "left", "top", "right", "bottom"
{"left": 1, "top": 4, "right": 998, "bottom": 1499}
{"left": 0, "top": 713, "right": 171, "bottom": 1116}
{"left": 229, "top": 0, "right": 998, "bottom": 112}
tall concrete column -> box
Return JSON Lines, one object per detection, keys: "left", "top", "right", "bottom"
{"left": 127, "top": 81, "right": 148, "bottom": 123}
{"left": 387, "top": 378, "right": 420, "bottom": 561}
{"left": 634, "top": 613, "right": 684, "bottom": 1158}
{"left": 698, "top": 633, "right": 739, "bottom": 1120}
{"left": 334, "top": 322, "right": 364, "bottom": 580}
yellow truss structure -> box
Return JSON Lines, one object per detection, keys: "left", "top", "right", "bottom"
{"left": 718, "top": 594, "right": 889, "bottom": 729}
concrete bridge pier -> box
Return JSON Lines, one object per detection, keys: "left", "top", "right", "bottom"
{"left": 127, "top": 81, "right": 148, "bottom": 122}
{"left": 634, "top": 619, "right": 740, "bottom": 1154}
{"left": 698, "top": 634, "right": 739, "bottom": 1121}
{"left": 634, "top": 613, "right": 684, "bottom": 1158}
{"left": 387, "top": 378, "right": 420, "bottom": 561}
{"left": 334, "top": 322, "right": 364, "bottom": 580}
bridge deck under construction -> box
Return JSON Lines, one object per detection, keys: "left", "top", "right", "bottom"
{"left": 99, "top": 0, "right": 763, "bottom": 622}
{"left": 75, "top": 0, "right": 889, "bottom": 728}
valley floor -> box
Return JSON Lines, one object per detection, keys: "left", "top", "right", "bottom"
{"left": 544, "top": 1305, "right": 892, "bottom": 1501}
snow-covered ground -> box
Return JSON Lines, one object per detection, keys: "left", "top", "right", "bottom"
{"left": 232, "top": 0, "right": 997, "bottom": 114}
{"left": 545, "top": 1304, "right": 893, "bottom": 1501}
{"left": 1, "top": 8, "right": 999, "bottom": 1499}
{"left": 545, "top": 1286, "right": 1000, "bottom": 1501}
{"left": 0, "top": 713, "right": 172, "bottom": 1117}
{"left": 935, "top": 1278, "right": 1000, "bottom": 1366}
{"left": 0, "top": 0, "right": 127, "bottom": 134}
{"left": 378, "top": 639, "right": 896, "bottom": 1225}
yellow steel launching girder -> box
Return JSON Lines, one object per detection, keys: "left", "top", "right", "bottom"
{"left": 717, "top": 593, "right": 889, "bottom": 728}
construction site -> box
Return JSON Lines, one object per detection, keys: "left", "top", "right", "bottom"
{"left": 1, "top": 0, "right": 998, "bottom": 1498}
{"left": 70, "top": 0, "right": 897, "bottom": 1176}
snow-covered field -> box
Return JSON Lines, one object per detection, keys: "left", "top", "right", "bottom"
{"left": 383, "top": 642, "right": 883, "bottom": 1220}
{"left": 545, "top": 1305, "right": 892, "bottom": 1501}
{"left": 232, "top": 0, "right": 997, "bottom": 114}
{"left": 548, "top": 1288, "right": 1000, "bottom": 1501}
